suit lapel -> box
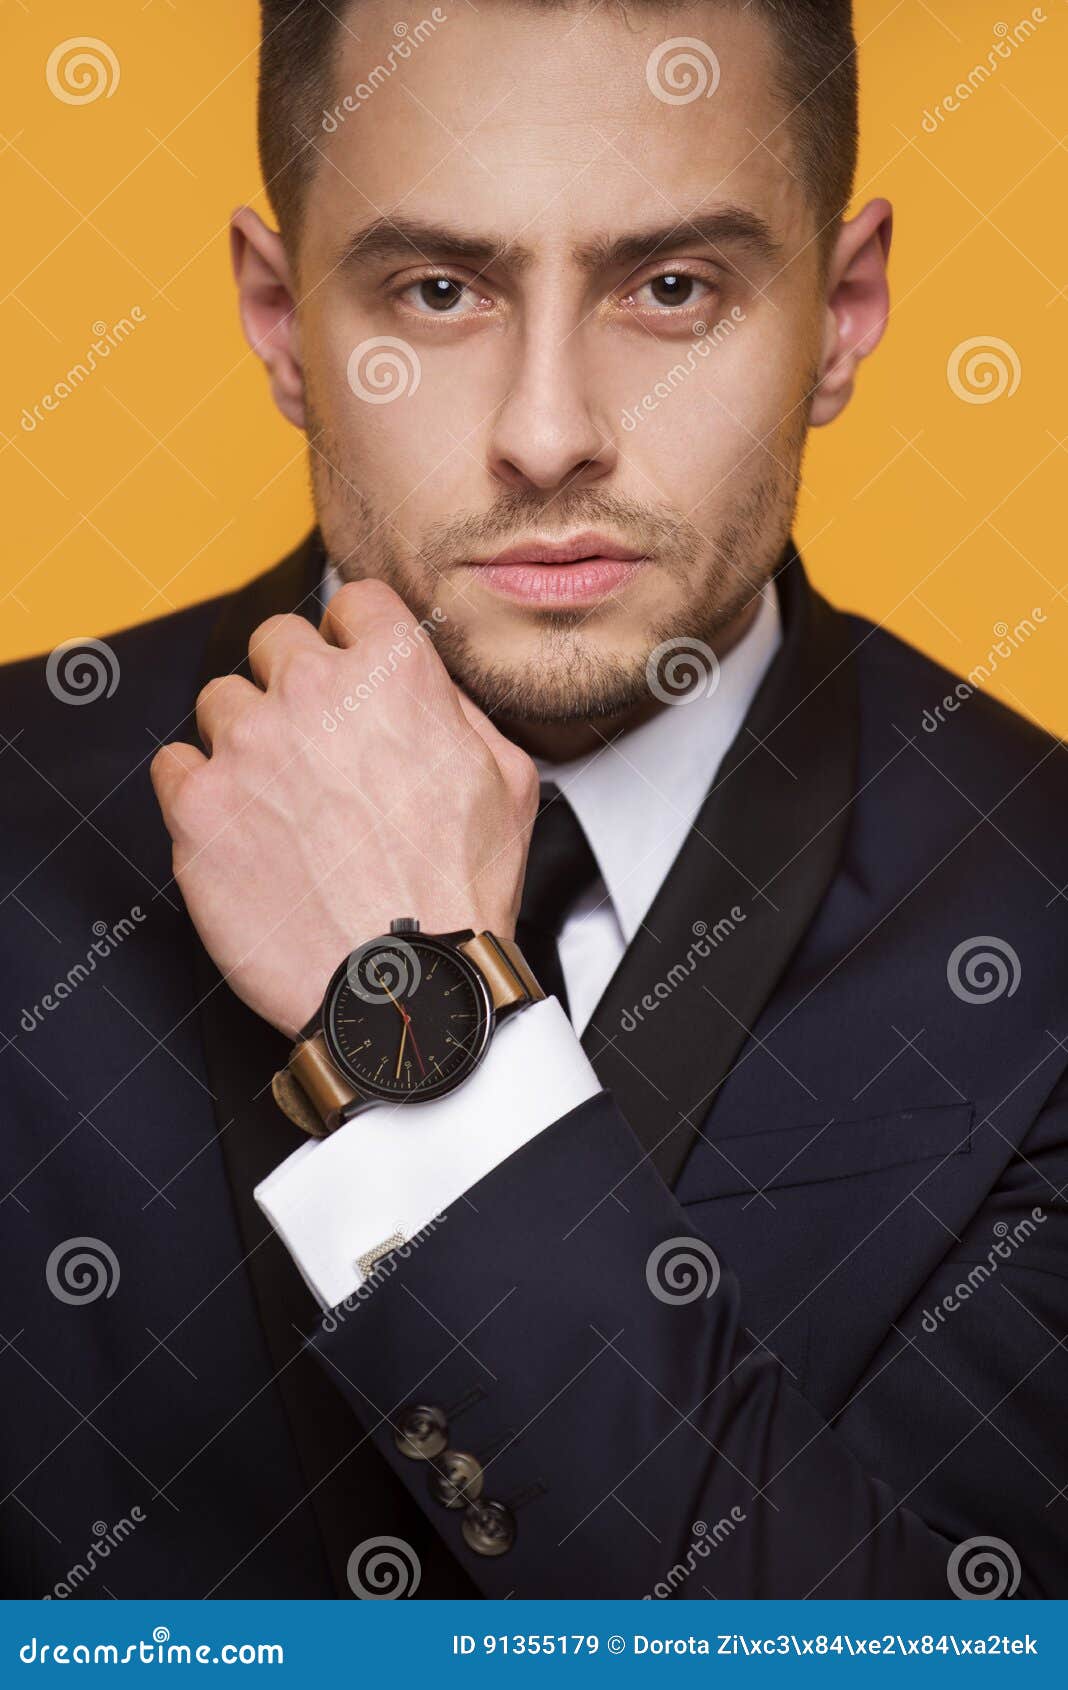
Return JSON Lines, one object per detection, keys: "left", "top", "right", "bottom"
{"left": 192, "top": 531, "right": 478, "bottom": 1598}
{"left": 580, "top": 546, "right": 859, "bottom": 1190}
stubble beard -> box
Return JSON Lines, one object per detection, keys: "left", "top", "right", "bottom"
{"left": 306, "top": 401, "right": 809, "bottom": 727}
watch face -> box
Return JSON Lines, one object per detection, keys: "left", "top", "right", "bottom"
{"left": 322, "top": 935, "right": 493, "bottom": 1103}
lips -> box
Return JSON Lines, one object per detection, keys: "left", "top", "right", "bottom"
{"left": 464, "top": 532, "right": 649, "bottom": 607}
{"left": 481, "top": 532, "right": 647, "bottom": 568}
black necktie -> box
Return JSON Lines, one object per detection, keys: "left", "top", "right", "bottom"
{"left": 516, "top": 785, "right": 600, "bottom": 1021}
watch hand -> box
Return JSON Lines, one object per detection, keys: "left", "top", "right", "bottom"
{"left": 404, "top": 1015, "right": 427, "bottom": 1077}
{"left": 370, "top": 961, "right": 408, "bottom": 1020}
{"left": 394, "top": 1017, "right": 408, "bottom": 1080}
{"left": 370, "top": 958, "right": 425, "bottom": 1077}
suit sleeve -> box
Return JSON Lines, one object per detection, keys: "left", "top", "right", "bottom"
{"left": 301, "top": 1081, "right": 1068, "bottom": 1597}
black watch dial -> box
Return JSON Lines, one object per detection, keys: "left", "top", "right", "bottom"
{"left": 321, "top": 934, "right": 493, "bottom": 1103}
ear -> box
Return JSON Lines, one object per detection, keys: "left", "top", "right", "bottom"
{"left": 810, "top": 198, "right": 892, "bottom": 429}
{"left": 230, "top": 206, "right": 306, "bottom": 431}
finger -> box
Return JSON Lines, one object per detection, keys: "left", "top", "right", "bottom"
{"left": 150, "top": 740, "right": 206, "bottom": 826}
{"left": 455, "top": 686, "right": 513, "bottom": 754}
{"left": 319, "top": 577, "right": 411, "bottom": 651}
{"left": 195, "top": 674, "right": 260, "bottom": 752}
{"left": 247, "top": 612, "right": 324, "bottom": 689}
{"left": 455, "top": 688, "right": 539, "bottom": 807}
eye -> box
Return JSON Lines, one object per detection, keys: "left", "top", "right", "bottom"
{"left": 398, "top": 275, "right": 487, "bottom": 316}
{"left": 625, "top": 271, "right": 715, "bottom": 312}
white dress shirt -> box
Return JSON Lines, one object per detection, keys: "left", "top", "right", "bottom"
{"left": 255, "top": 574, "right": 782, "bottom": 1310}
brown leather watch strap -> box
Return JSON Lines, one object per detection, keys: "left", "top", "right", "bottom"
{"left": 271, "top": 1032, "right": 360, "bottom": 1138}
{"left": 458, "top": 932, "right": 545, "bottom": 1019}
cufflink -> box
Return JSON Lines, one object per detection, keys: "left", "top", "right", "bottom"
{"left": 356, "top": 1230, "right": 407, "bottom": 1278}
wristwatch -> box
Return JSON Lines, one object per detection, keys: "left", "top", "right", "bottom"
{"left": 271, "top": 919, "right": 545, "bottom": 1138}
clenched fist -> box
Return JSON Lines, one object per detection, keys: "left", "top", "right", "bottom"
{"left": 151, "top": 579, "right": 539, "bottom": 1037}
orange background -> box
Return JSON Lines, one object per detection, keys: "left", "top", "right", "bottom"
{"left": 3, "top": 2, "right": 1066, "bottom": 733}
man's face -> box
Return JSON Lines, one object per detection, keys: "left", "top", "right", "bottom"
{"left": 294, "top": 0, "right": 825, "bottom": 724}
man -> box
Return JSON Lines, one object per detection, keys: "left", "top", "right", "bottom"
{"left": 2, "top": 0, "right": 1065, "bottom": 1601}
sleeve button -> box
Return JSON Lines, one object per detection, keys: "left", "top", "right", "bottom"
{"left": 429, "top": 1450, "right": 484, "bottom": 1510}
{"left": 461, "top": 1499, "right": 515, "bottom": 1556}
{"left": 394, "top": 1404, "right": 448, "bottom": 1460}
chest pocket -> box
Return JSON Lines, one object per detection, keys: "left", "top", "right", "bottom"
{"left": 676, "top": 1103, "right": 975, "bottom": 1406}
{"left": 678, "top": 1102, "right": 974, "bottom": 1204}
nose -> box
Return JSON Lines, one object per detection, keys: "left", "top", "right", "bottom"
{"left": 487, "top": 317, "right": 616, "bottom": 495}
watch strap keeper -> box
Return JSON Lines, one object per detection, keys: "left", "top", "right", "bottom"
{"left": 271, "top": 1032, "right": 360, "bottom": 1138}
{"left": 458, "top": 931, "right": 545, "bottom": 1020}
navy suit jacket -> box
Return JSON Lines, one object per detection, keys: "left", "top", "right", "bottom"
{"left": 1, "top": 533, "right": 1066, "bottom": 1599}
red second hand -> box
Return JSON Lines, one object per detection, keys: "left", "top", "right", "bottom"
{"left": 401, "top": 1009, "right": 427, "bottom": 1076}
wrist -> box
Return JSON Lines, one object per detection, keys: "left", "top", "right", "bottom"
{"left": 292, "top": 915, "right": 517, "bottom": 1023}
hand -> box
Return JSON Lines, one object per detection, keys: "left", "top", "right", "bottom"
{"left": 151, "top": 579, "right": 538, "bottom": 1037}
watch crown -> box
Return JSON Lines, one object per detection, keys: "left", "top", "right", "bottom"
{"left": 389, "top": 917, "right": 420, "bottom": 934}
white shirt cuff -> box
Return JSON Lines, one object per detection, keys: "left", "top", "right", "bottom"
{"left": 254, "top": 995, "right": 601, "bottom": 1311}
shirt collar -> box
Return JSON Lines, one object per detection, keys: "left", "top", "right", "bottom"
{"left": 534, "top": 588, "right": 782, "bottom": 942}
{"left": 321, "top": 563, "right": 781, "bottom": 943}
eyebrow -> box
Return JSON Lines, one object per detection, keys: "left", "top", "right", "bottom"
{"left": 335, "top": 218, "right": 530, "bottom": 273}
{"left": 333, "top": 207, "right": 782, "bottom": 278}
{"left": 577, "top": 210, "right": 783, "bottom": 272}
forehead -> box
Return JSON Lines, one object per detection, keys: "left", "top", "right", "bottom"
{"left": 305, "top": 0, "right": 810, "bottom": 259}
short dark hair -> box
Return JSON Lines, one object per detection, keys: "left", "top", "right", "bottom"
{"left": 258, "top": 0, "right": 857, "bottom": 253}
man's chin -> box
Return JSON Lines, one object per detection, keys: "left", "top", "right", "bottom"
{"left": 440, "top": 635, "right": 655, "bottom": 729}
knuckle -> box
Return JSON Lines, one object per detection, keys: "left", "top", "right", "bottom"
{"left": 330, "top": 576, "right": 407, "bottom": 629}
{"left": 197, "top": 678, "right": 260, "bottom": 751}
{"left": 500, "top": 741, "right": 539, "bottom": 808}
{"left": 169, "top": 764, "right": 216, "bottom": 839}
{"left": 277, "top": 648, "right": 331, "bottom": 704}
{"left": 224, "top": 706, "right": 260, "bottom": 757}
{"left": 254, "top": 613, "right": 304, "bottom": 645}
{"left": 149, "top": 745, "right": 179, "bottom": 805}
{"left": 194, "top": 678, "right": 221, "bottom": 718}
